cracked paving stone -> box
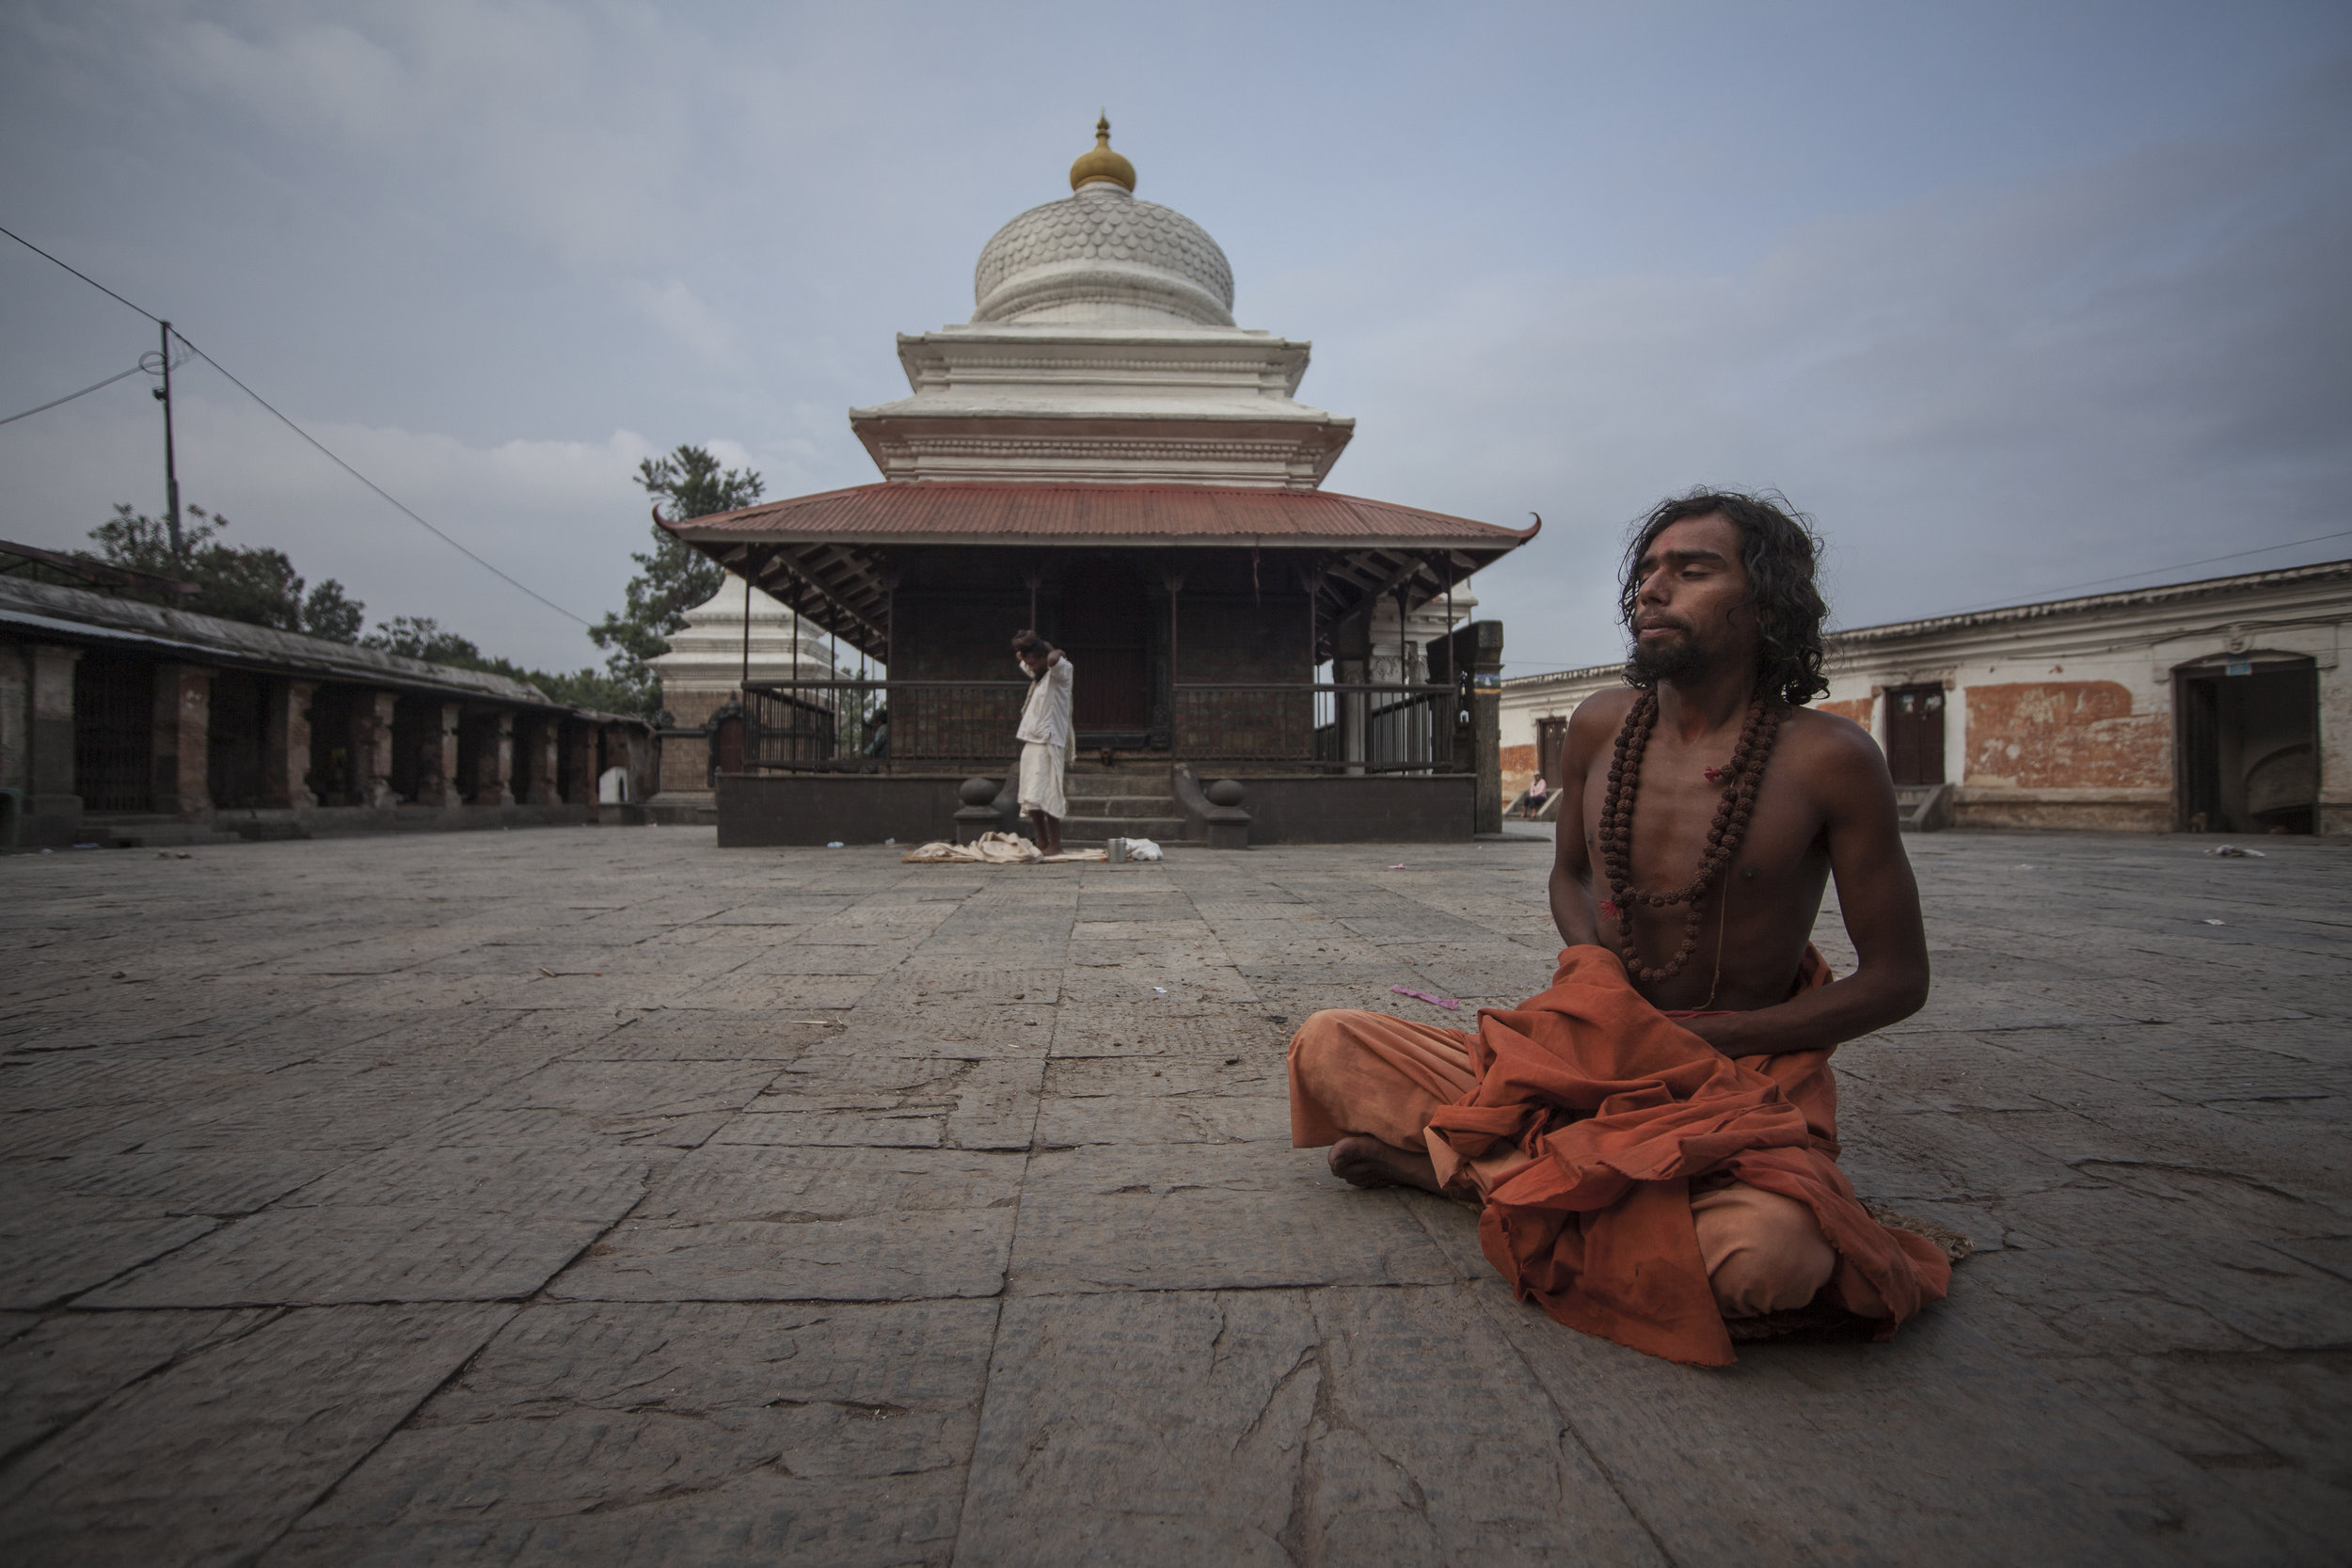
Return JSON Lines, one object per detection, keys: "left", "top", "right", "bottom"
{"left": 956, "top": 1286, "right": 1661, "bottom": 1566}
{"left": 265, "top": 1299, "right": 993, "bottom": 1567}
{"left": 0, "top": 1198, "right": 220, "bottom": 1310}
{"left": 80, "top": 1205, "right": 618, "bottom": 1307}
{"left": 0, "top": 1307, "right": 274, "bottom": 1463}
{"left": 1009, "top": 1144, "right": 1456, "bottom": 1294}
{"left": 551, "top": 1146, "right": 1023, "bottom": 1302}
{"left": 0, "top": 1303, "right": 514, "bottom": 1566}
{"left": 1033, "top": 1056, "right": 1288, "bottom": 1146}
{"left": 720, "top": 1055, "right": 1043, "bottom": 1151}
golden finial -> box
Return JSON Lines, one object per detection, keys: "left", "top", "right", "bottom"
{"left": 1069, "top": 111, "right": 1136, "bottom": 193}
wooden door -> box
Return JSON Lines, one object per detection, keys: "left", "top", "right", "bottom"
{"left": 1884, "top": 685, "right": 1946, "bottom": 785}
{"left": 1535, "top": 716, "right": 1567, "bottom": 790}
{"left": 1061, "top": 560, "right": 1148, "bottom": 732}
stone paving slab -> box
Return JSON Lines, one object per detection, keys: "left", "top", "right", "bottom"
{"left": 2, "top": 826, "right": 2348, "bottom": 1562}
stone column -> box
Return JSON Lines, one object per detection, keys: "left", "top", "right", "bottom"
{"left": 527, "top": 717, "right": 561, "bottom": 806}
{"left": 419, "top": 702, "right": 462, "bottom": 807}
{"left": 151, "top": 663, "right": 215, "bottom": 818}
{"left": 474, "top": 710, "right": 516, "bottom": 806}
{"left": 564, "top": 721, "right": 596, "bottom": 805}
{"left": 260, "top": 679, "right": 316, "bottom": 809}
{"left": 1467, "top": 620, "right": 1505, "bottom": 836}
{"left": 348, "top": 690, "right": 397, "bottom": 809}
{"left": 27, "top": 643, "right": 83, "bottom": 831}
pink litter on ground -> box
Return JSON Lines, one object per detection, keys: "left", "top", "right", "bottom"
{"left": 1386, "top": 863, "right": 1406, "bottom": 870}
{"left": 1391, "top": 985, "right": 1461, "bottom": 1011}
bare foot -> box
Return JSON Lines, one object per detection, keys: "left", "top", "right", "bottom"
{"left": 1328, "top": 1134, "right": 1444, "bottom": 1195}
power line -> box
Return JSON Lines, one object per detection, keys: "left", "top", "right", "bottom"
{"left": 1936, "top": 528, "right": 2352, "bottom": 616}
{"left": 0, "top": 224, "right": 163, "bottom": 324}
{"left": 0, "top": 364, "right": 144, "bottom": 427}
{"left": 172, "top": 341, "right": 588, "bottom": 626}
{"left": 0, "top": 223, "right": 589, "bottom": 627}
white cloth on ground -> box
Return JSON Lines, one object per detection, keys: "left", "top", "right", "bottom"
{"left": 901, "top": 832, "right": 1105, "bottom": 864}
{"left": 1018, "top": 739, "right": 1068, "bottom": 819}
{"left": 1016, "top": 657, "right": 1075, "bottom": 749}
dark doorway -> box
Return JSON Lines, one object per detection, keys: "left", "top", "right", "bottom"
{"left": 712, "top": 711, "right": 744, "bottom": 780}
{"left": 307, "top": 686, "right": 359, "bottom": 805}
{"left": 1884, "top": 685, "right": 1946, "bottom": 786}
{"left": 1535, "top": 715, "right": 1567, "bottom": 790}
{"left": 389, "top": 696, "right": 434, "bottom": 804}
{"left": 2176, "top": 656, "right": 2319, "bottom": 833}
{"left": 512, "top": 716, "right": 540, "bottom": 802}
{"left": 207, "top": 672, "right": 267, "bottom": 809}
{"left": 1061, "top": 559, "right": 1149, "bottom": 735}
{"left": 73, "top": 654, "right": 154, "bottom": 814}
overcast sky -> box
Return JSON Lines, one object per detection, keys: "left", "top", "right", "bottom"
{"left": 3, "top": 0, "right": 2347, "bottom": 673}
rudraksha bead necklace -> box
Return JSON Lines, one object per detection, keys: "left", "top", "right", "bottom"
{"left": 1596, "top": 689, "right": 1785, "bottom": 986}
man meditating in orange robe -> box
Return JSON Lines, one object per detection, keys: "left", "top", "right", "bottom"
{"left": 1290, "top": 491, "right": 1953, "bottom": 1366}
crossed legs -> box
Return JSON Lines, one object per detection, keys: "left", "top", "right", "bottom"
{"left": 1292, "top": 1006, "right": 1839, "bottom": 1321}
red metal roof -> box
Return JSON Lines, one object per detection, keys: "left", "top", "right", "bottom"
{"left": 665, "top": 482, "right": 1539, "bottom": 549}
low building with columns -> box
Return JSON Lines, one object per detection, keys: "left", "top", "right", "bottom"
{"left": 0, "top": 573, "right": 658, "bottom": 848}
{"left": 1499, "top": 560, "right": 2352, "bottom": 836}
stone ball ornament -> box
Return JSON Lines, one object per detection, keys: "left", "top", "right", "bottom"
{"left": 1205, "top": 778, "right": 1247, "bottom": 807}
{"left": 960, "top": 776, "right": 1001, "bottom": 806}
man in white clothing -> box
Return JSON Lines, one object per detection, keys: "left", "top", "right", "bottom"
{"left": 1012, "top": 630, "right": 1074, "bottom": 855}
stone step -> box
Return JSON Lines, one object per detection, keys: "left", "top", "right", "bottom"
{"left": 1064, "top": 795, "right": 1180, "bottom": 818}
{"left": 1060, "top": 816, "right": 1188, "bottom": 844}
{"left": 1060, "top": 770, "right": 1173, "bottom": 797}
{"left": 90, "top": 817, "right": 245, "bottom": 848}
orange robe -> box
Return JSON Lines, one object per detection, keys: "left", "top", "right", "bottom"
{"left": 1289, "top": 944, "right": 1952, "bottom": 1368}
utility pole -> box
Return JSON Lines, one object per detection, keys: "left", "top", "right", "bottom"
{"left": 153, "top": 320, "right": 183, "bottom": 566}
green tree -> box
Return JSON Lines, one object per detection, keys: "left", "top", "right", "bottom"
{"left": 584, "top": 444, "right": 761, "bottom": 714}
{"left": 87, "top": 504, "right": 365, "bottom": 642}
{"left": 361, "top": 615, "right": 642, "bottom": 715}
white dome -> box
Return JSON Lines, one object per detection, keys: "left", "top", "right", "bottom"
{"left": 972, "top": 182, "right": 1235, "bottom": 328}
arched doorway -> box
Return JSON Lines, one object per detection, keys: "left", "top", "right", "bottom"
{"left": 2175, "top": 653, "right": 2318, "bottom": 833}
{"left": 1059, "top": 559, "right": 1150, "bottom": 739}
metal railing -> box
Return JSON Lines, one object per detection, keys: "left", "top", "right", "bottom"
{"left": 740, "top": 678, "right": 1468, "bottom": 774}
{"left": 1179, "top": 682, "right": 1463, "bottom": 772}
{"left": 743, "top": 680, "right": 1028, "bottom": 771}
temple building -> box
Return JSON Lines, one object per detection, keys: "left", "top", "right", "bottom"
{"left": 666, "top": 119, "right": 1534, "bottom": 847}
{"left": 644, "top": 579, "right": 834, "bottom": 821}
{"left": 1500, "top": 560, "right": 2352, "bottom": 836}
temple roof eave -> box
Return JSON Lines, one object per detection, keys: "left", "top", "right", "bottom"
{"left": 663, "top": 483, "right": 1534, "bottom": 662}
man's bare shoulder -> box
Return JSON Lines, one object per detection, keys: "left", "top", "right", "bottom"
{"left": 1569, "top": 687, "right": 1640, "bottom": 734}
{"left": 1777, "top": 705, "right": 1896, "bottom": 794}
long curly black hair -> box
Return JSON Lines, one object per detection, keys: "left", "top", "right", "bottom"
{"left": 1618, "top": 489, "right": 1830, "bottom": 705}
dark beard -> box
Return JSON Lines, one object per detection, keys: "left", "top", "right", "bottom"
{"left": 1628, "top": 635, "right": 1711, "bottom": 683}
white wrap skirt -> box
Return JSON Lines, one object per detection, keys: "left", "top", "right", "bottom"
{"left": 1017, "top": 741, "right": 1067, "bottom": 819}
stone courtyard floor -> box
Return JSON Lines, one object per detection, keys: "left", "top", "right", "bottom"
{"left": 0, "top": 826, "right": 2346, "bottom": 1565}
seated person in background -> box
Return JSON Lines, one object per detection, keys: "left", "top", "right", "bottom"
{"left": 1288, "top": 490, "right": 1952, "bottom": 1367}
